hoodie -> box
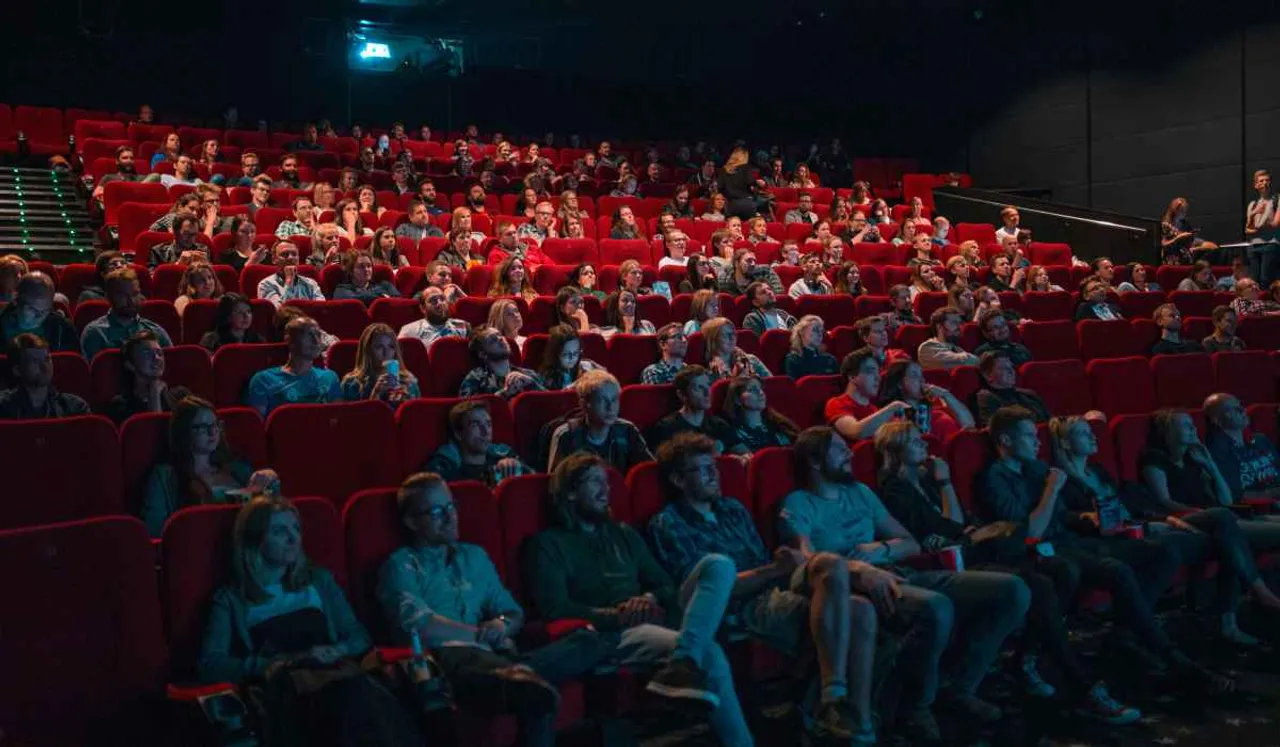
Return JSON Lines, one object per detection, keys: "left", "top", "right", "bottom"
{"left": 526, "top": 494, "right": 679, "bottom": 632}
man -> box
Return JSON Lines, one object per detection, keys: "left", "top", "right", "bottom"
{"left": 1150, "top": 303, "right": 1203, "bottom": 355}
{"left": 1204, "top": 393, "right": 1280, "bottom": 503}
{"left": 458, "top": 326, "right": 545, "bottom": 399}
{"left": 423, "top": 401, "right": 533, "bottom": 487}
{"left": 780, "top": 426, "right": 1030, "bottom": 737}
{"left": 396, "top": 199, "right": 446, "bottom": 242}
{"left": 1245, "top": 169, "right": 1280, "bottom": 285}
{"left": 1229, "top": 278, "right": 1280, "bottom": 318}
{"left": 246, "top": 316, "right": 341, "bottom": 416}
{"left": 136, "top": 104, "right": 154, "bottom": 124}
{"left": 994, "top": 205, "right": 1021, "bottom": 243}
{"left": 826, "top": 349, "right": 910, "bottom": 441}
{"left": 194, "top": 183, "right": 234, "bottom": 235}
{"left": 379, "top": 473, "right": 605, "bottom": 747}
{"left": 741, "top": 282, "right": 797, "bottom": 337}
{"left": 246, "top": 175, "right": 273, "bottom": 218}
{"left": 719, "top": 248, "right": 783, "bottom": 296}
{"left": 649, "top": 433, "right": 878, "bottom": 743}
{"left": 1214, "top": 257, "right": 1251, "bottom": 291}
{"left": 596, "top": 140, "right": 620, "bottom": 169}
{"left": 974, "top": 351, "right": 1052, "bottom": 426}
{"left": 641, "top": 323, "right": 689, "bottom": 385}
{"left": 1202, "top": 305, "right": 1246, "bottom": 353}
{"left": 0, "top": 272, "right": 79, "bottom": 353}
{"left": 256, "top": 241, "right": 325, "bottom": 307}
{"left": 106, "top": 331, "right": 191, "bottom": 424}
{"left": 286, "top": 122, "right": 324, "bottom": 152}
{"left": 92, "top": 145, "right": 142, "bottom": 201}
{"left": 646, "top": 366, "right": 749, "bottom": 458}
{"left": 230, "top": 151, "right": 261, "bottom": 187}
{"left": 688, "top": 159, "right": 718, "bottom": 198}
{"left": 916, "top": 306, "right": 978, "bottom": 371}
{"left": 159, "top": 155, "right": 200, "bottom": 189}
{"left": 529, "top": 453, "right": 754, "bottom": 746}
{"left": 272, "top": 154, "right": 310, "bottom": 189}
{"left": 487, "top": 221, "right": 529, "bottom": 266}
{"left": 977, "top": 406, "right": 1213, "bottom": 686}
{"left": 398, "top": 286, "right": 470, "bottom": 349}
{"left": 884, "top": 285, "right": 921, "bottom": 328}
{"left": 1074, "top": 279, "right": 1124, "bottom": 321}
{"left": 847, "top": 212, "right": 881, "bottom": 245}
{"left": 784, "top": 192, "right": 819, "bottom": 225}
{"left": 0, "top": 334, "right": 89, "bottom": 419}
{"left": 81, "top": 267, "right": 173, "bottom": 360}
{"left": 517, "top": 202, "right": 556, "bottom": 244}
{"left": 931, "top": 216, "right": 951, "bottom": 245}
{"left": 465, "top": 184, "right": 488, "bottom": 213}
{"left": 274, "top": 195, "right": 316, "bottom": 239}
{"left": 416, "top": 260, "right": 467, "bottom": 305}
{"left": 854, "top": 316, "right": 909, "bottom": 367}
{"left": 972, "top": 308, "right": 1032, "bottom": 366}
{"left": 788, "top": 253, "right": 834, "bottom": 298}
{"left": 149, "top": 211, "right": 203, "bottom": 268}
{"left": 546, "top": 370, "right": 651, "bottom": 472}
{"left": 417, "top": 179, "right": 446, "bottom": 215}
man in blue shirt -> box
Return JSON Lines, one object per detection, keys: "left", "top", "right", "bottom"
{"left": 80, "top": 267, "right": 173, "bottom": 360}
{"left": 245, "top": 316, "right": 340, "bottom": 416}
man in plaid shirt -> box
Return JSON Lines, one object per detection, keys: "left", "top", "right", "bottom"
{"left": 641, "top": 323, "right": 689, "bottom": 385}
{"left": 1230, "top": 278, "right": 1280, "bottom": 318}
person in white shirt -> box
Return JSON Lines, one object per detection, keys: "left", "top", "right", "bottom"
{"left": 784, "top": 192, "right": 820, "bottom": 225}
{"left": 917, "top": 306, "right": 979, "bottom": 371}
{"left": 159, "top": 155, "right": 203, "bottom": 189}
{"left": 789, "top": 253, "right": 834, "bottom": 298}
{"left": 398, "top": 286, "right": 470, "bottom": 349}
{"left": 256, "top": 241, "right": 325, "bottom": 307}
{"left": 657, "top": 230, "right": 691, "bottom": 269}
{"left": 994, "top": 205, "right": 1020, "bottom": 243}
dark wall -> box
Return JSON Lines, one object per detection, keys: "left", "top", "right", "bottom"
{"left": 966, "top": 2, "right": 1280, "bottom": 242}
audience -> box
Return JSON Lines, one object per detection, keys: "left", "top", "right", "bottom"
{"left": 1201, "top": 305, "right": 1246, "bottom": 352}
{"left": 787, "top": 253, "right": 834, "bottom": 298}
{"left": 1116, "top": 262, "right": 1159, "bottom": 293}
{"left": 546, "top": 370, "right": 651, "bottom": 472}
{"left": 1230, "top": 277, "right": 1280, "bottom": 318}
{"left": 246, "top": 316, "right": 342, "bottom": 416}
{"left": 855, "top": 316, "right": 909, "bottom": 367}
{"left": 646, "top": 366, "right": 750, "bottom": 457}
{"left": 782, "top": 314, "right": 838, "bottom": 378}
{"left": 340, "top": 323, "right": 420, "bottom": 403}
{"left": 81, "top": 267, "right": 174, "bottom": 360}
{"left": 885, "top": 285, "right": 921, "bottom": 327}
{"left": 1149, "top": 304, "right": 1203, "bottom": 355}
{"left": 1074, "top": 279, "right": 1122, "bottom": 321}
{"left": 198, "top": 293, "right": 263, "bottom": 352}
{"left": 741, "top": 281, "right": 797, "bottom": 337}
{"left": 601, "top": 290, "right": 656, "bottom": 337}
{"left": 458, "top": 326, "right": 545, "bottom": 399}
{"left": 333, "top": 251, "right": 399, "bottom": 305}
{"left": 0, "top": 272, "right": 79, "bottom": 353}
{"left": 423, "top": 402, "right": 532, "bottom": 486}
{"left": 641, "top": 323, "right": 690, "bottom": 385}
{"left": 487, "top": 299, "right": 528, "bottom": 350}
{"left": 257, "top": 241, "right": 325, "bottom": 307}
{"left": 702, "top": 318, "right": 771, "bottom": 380}
{"left": 826, "top": 349, "right": 909, "bottom": 441}
{"left": 721, "top": 248, "right": 783, "bottom": 296}
{"left": 105, "top": 331, "right": 191, "bottom": 424}
{"left": 538, "top": 324, "right": 604, "bottom": 389}
{"left": 973, "top": 308, "right": 1032, "bottom": 365}
{"left": 395, "top": 200, "right": 445, "bottom": 242}
{"left": 0, "top": 334, "right": 89, "bottom": 418}
{"left": 173, "top": 261, "right": 222, "bottom": 317}
{"left": 974, "top": 351, "right": 1054, "bottom": 425}
{"left": 879, "top": 359, "right": 975, "bottom": 441}
{"left": 916, "top": 306, "right": 978, "bottom": 371}
{"left": 721, "top": 376, "right": 798, "bottom": 451}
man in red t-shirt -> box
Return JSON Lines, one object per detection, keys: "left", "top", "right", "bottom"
{"left": 826, "top": 348, "right": 911, "bottom": 441}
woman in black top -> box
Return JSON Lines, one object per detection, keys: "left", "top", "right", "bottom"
{"left": 678, "top": 255, "right": 720, "bottom": 294}
{"left": 782, "top": 315, "right": 838, "bottom": 379}
{"left": 717, "top": 147, "right": 769, "bottom": 220}
{"left": 200, "top": 293, "right": 264, "bottom": 352}
{"left": 875, "top": 421, "right": 1141, "bottom": 721}
{"left": 720, "top": 376, "right": 797, "bottom": 452}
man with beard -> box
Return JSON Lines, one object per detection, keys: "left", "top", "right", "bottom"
{"left": 92, "top": 145, "right": 142, "bottom": 201}
{"left": 1149, "top": 303, "right": 1204, "bottom": 356}
{"left": 81, "top": 267, "right": 173, "bottom": 360}
{"left": 159, "top": 154, "right": 201, "bottom": 189}
{"left": 641, "top": 323, "right": 690, "bottom": 385}
{"left": 466, "top": 184, "right": 489, "bottom": 214}
{"left": 398, "top": 286, "right": 470, "bottom": 350}
{"left": 396, "top": 200, "right": 445, "bottom": 242}
{"left": 741, "top": 281, "right": 797, "bottom": 337}
{"left": 272, "top": 154, "right": 311, "bottom": 189}
{"left": 789, "top": 253, "right": 835, "bottom": 298}
{"left": 529, "top": 452, "right": 755, "bottom": 747}
{"left": 719, "top": 248, "right": 783, "bottom": 296}
{"left": 781, "top": 426, "right": 1030, "bottom": 742}
{"left": 148, "top": 211, "right": 205, "bottom": 268}
{"left": 416, "top": 179, "right": 446, "bottom": 215}
{"left": 916, "top": 306, "right": 978, "bottom": 371}
{"left": 973, "top": 308, "right": 1032, "bottom": 366}
{"left": 422, "top": 401, "right": 532, "bottom": 487}
{"left": 0, "top": 334, "right": 90, "bottom": 419}
{"left": 246, "top": 315, "right": 340, "bottom": 416}
{"left": 457, "top": 326, "right": 545, "bottom": 399}
{"left": 646, "top": 366, "right": 749, "bottom": 458}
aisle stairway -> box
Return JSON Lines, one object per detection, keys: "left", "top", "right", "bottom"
{"left": 0, "top": 167, "right": 98, "bottom": 262}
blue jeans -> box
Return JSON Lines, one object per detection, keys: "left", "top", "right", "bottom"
{"left": 890, "top": 570, "right": 1030, "bottom": 709}
{"left": 608, "top": 553, "right": 752, "bottom": 747}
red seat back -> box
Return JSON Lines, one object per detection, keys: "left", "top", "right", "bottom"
{"left": 1019, "top": 359, "right": 1092, "bottom": 415}
{"left": 0, "top": 416, "right": 123, "bottom": 529}
{"left": 395, "top": 395, "right": 513, "bottom": 478}
{"left": 1212, "top": 350, "right": 1276, "bottom": 405}
{"left": 1150, "top": 353, "right": 1215, "bottom": 408}
{"left": 1087, "top": 357, "right": 1156, "bottom": 416}
{"left": 210, "top": 343, "right": 290, "bottom": 407}
{"left": 619, "top": 383, "right": 679, "bottom": 433}
{"left": 266, "top": 401, "right": 399, "bottom": 509}
{"left": 1078, "top": 319, "right": 1140, "bottom": 360}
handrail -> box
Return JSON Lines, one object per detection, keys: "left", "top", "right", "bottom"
{"left": 937, "top": 189, "right": 1150, "bottom": 235}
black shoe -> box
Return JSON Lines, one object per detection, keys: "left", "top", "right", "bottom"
{"left": 806, "top": 701, "right": 861, "bottom": 744}
{"left": 493, "top": 665, "right": 561, "bottom": 714}
{"left": 644, "top": 657, "right": 720, "bottom": 711}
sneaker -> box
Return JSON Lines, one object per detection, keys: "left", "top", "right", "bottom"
{"left": 940, "top": 692, "right": 1002, "bottom": 724}
{"left": 1220, "top": 614, "right": 1259, "bottom": 647}
{"left": 1020, "top": 654, "right": 1056, "bottom": 698}
{"left": 644, "top": 658, "right": 720, "bottom": 711}
{"left": 899, "top": 707, "right": 941, "bottom": 744}
{"left": 807, "top": 701, "right": 858, "bottom": 743}
{"left": 1078, "top": 682, "right": 1142, "bottom": 725}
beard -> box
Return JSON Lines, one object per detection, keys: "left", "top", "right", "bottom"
{"left": 426, "top": 309, "right": 449, "bottom": 325}
{"left": 821, "top": 462, "right": 856, "bottom": 485}
{"left": 118, "top": 163, "right": 136, "bottom": 175}
{"left": 574, "top": 499, "right": 610, "bottom": 523}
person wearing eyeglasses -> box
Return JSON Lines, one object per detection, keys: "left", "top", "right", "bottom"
{"left": 641, "top": 323, "right": 691, "bottom": 385}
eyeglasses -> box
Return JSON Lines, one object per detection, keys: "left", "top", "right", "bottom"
{"left": 409, "top": 503, "right": 457, "bottom": 521}
{"left": 190, "top": 420, "right": 224, "bottom": 435}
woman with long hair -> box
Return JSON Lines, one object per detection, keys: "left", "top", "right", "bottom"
{"left": 908, "top": 263, "right": 946, "bottom": 299}
{"left": 683, "top": 288, "right": 722, "bottom": 335}
{"left": 487, "top": 298, "right": 527, "bottom": 349}
{"left": 200, "top": 293, "right": 263, "bottom": 351}
{"left": 679, "top": 254, "right": 721, "bottom": 294}
{"left": 356, "top": 185, "right": 386, "bottom": 218}
{"left": 152, "top": 132, "right": 182, "bottom": 168}
{"left": 1116, "top": 263, "right": 1160, "bottom": 293}
{"left": 699, "top": 192, "right": 728, "bottom": 222}
{"left": 174, "top": 260, "right": 223, "bottom": 317}
{"left": 334, "top": 251, "right": 400, "bottom": 306}
{"left": 609, "top": 205, "right": 645, "bottom": 240}
{"left": 721, "top": 376, "right": 799, "bottom": 452}
{"left": 948, "top": 284, "right": 976, "bottom": 321}
{"left": 219, "top": 217, "right": 270, "bottom": 272}
{"left": 553, "top": 287, "right": 593, "bottom": 333}
{"left": 488, "top": 255, "right": 537, "bottom": 302}
{"left": 833, "top": 261, "right": 865, "bottom": 297}
{"left": 1160, "top": 197, "right": 1218, "bottom": 265}
{"left": 868, "top": 198, "right": 891, "bottom": 225}
{"left": 1023, "top": 265, "right": 1063, "bottom": 292}
{"left": 569, "top": 263, "right": 606, "bottom": 301}
{"left": 718, "top": 147, "right": 769, "bottom": 220}
{"left": 1176, "top": 260, "right": 1217, "bottom": 291}
{"left": 340, "top": 322, "right": 419, "bottom": 403}
{"left": 789, "top": 163, "right": 816, "bottom": 189}
{"left": 878, "top": 359, "right": 975, "bottom": 441}
{"left": 701, "top": 317, "right": 770, "bottom": 380}
{"left": 663, "top": 185, "right": 695, "bottom": 219}
{"left": 367, "top": 227, "right": 408, "bottom": 268}
{"left": 538, "top": 323, "right": 605, "bottom": 389}
{"left": 557, "top": 189, "right": 588, "bottom": 222}
{"left": 140, "top": 396, "right": 276, "bottom": 537}
{"left": 782, "top": 314, "right": 838, "bottom": 378}
{"left": 333, "top": 198, "right": 373, "bottom": 243}
{"left": 601, "top": 290, "right": 656, "bottom": 338}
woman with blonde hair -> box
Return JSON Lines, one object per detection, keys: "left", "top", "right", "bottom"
{"left": 908, "top": 262, "right": 945, "bottom": 299}
{"left": 488, "top": 255, "right": 537, "bottom": 302}
{"left": 340, "top": 322, "right": 419, "bottom": 403}
{"left": 789, "top": 163, "right": 816, "bottom": 189}
{"left": 702, "top": 317, "right": 770, "bottom": 380}
{"left": 487, "top": 298, "right": 527, "bottom": 349}
{"left": 946, "top": 255, "right": 976, "bottom": 289}
{"left": 557, "top": 189, "right": 588, "bottom": 221}
{"left": 683, "top": 288, "right": 722, "bottom": 334}
{"left": 699, "top": 192, "right": 728, "bottom": 221}
{"left": 174, "top": 260, "right": 223, "bottom": 316}
{"left": 958, "top": 240, "right": 985, "bottom": 267}
{"left": 718, "top": 146, "right": 769, "bottom": 220}
{"left": 782, "top": 314, "right": 837, "bottom": 378}
{"left": 1023, "top": 265, "right": 1063, "bottom": 292}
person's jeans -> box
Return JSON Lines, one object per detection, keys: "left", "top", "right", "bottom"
{"left": 890, "top": 570, "right": 1030, "bottom": 709}
{"left": 1059, "top": 537, "right": 1181, "bottom": 651}
{"left": 609, "top": 553, "right": 753, "bottom": 747}
{"left": 1249, "top": 241, "right": 1280, "bottom": 286}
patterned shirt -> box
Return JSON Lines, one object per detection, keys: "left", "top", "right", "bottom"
{"left": 641, "top": 359, "right": 686, "bottom": 385}
{"left": 377, "top": 543, "right": 522, "bottom": 647}
{"left": 546, "top": 417, "right": 653, "bottom": 473}
{"left": 395, "top": 222, "right": 445, "bottom": 241}
{"left": 1231, "top": 297, "right": 1280, "bottom": 318}
{"left": 648, "top": 498, "right": 770, "bottom": 584}
{"left": 398, "top": 318, "right": 470, "bottom": 349}
{"left": 705, "top": 351, "right": 772, "bottom": 381}
{"left": 458, "top": 365, "right": 546, "bottom": 399}
{"left": 274, "top": 220, "right": 315, "bottom": 239}
{"left": 245, "top": 365, "right": 342, "bottom": 416}
{"left": 516, "top": 223, "right": 549, "bottom": 243}
{"left": 256, "top": 273, "right": 325, "bottom": 307}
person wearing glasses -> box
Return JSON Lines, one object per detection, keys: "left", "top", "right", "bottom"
{"left": 642, "top": 323, "right": 691, "bottom": 385}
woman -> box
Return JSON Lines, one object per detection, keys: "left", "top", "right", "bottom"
{"left": 1055, "top": 414, "right": 1280, "bottom": 646}
{"left": 218, "top": 217, "right": 269, "bottom": 272}
{"left": 337, "top": 168, "right": 359, "bottom": 193}
{"left": 340, "top": 323, "right": 419, "bottom": 403}
{"left": 367, "top": 227, "right": 409, "bottom": 268}
{"left": 850, "top": 181, "right": 872, "bottom": 207}
{"left": 601, "top": 290, "right": 656, "bottom": 338}
{"left": 554, "top": 287, "right": 593, "bottom": 333}
{"left": 706, "top": 230, "right": 736, "bottom": 272}
{"left": 356, "top": 185, "right": 386, "bottom": 218}
{"left": 702, "top": 317, "right": 771, "bottom": 380}
{"left": 877, "top": 421, "right": 1142, "bottom": 723}
{"left": 514, "top": 188, "right": 539, "bottom": 219}
{"left": 699, "top": 193, "right": 728, "bottom": 222}
{"left": 488, "top": 256, "right": 537, "bottom": 303}
{"left": 1023, "top": 265, "right": 1063, "bottom": 292}
{"left": 198, "top": 496, "right": 421, "bottom": 746}
{"left": 174, "top": 260, "right": 223, "bottom": 316}
{"left": 615, "top": 258, "right": 652, "bottom": 297}
{"left": 495, "top": 141, "right": 517, "bottom": 165}
{"left": 810, "top": 220, "right": 834, "bottom": 248}
{"left": 879, "top": 359, "right": 975, "bottom": 442}
{"left": 523, "top": 142, "right": 541, "bottom": 164}
{"left": 725, "top": 215, "right": 745, "bottom": 242}
{"left": 539, "top": 323, "right": 605, "bottom": 389}
{"left": 987, "top": 256, "right": 1024, "bottom": 293}
{"left": 717, "top": 147, "right": 769, "bottom": 220}
{"left": 680, "top": 255, "right": 720, "bottom": 294}
{"left": 557, "top": 190, "right": 588, "bottom": 221}
{"left": 197, "top": 139, "right": 222, "bottom": 168}
{"left": 892, "top": 220, "right": 919, "bottom": 247}
{"left": 609, "top": 206, "right": 645, "bottom": 240}
{"left": 140, "top": 397, "right": 276, "bottom": 537}
{"left": 312, "top": 183, "right": 337, "bottom": 214}
{"left": 559, "top": 214, "right": 587, "bottom": 239}
{"left": 721, "top": 376, "right": 798, "bottom": 452}
{"left": 789, "top": 163, "right": 816, "bottom": 189}
{"left": 1116, "top": 263, "right": 1160, "bottom": 293}
{"left": 833, "top": 261, "right": 865, "bottom": 297}
{"left": 828, "top": 197, "right": 854, "bottom": 226}
{"left": 569, "top": 263, "right": 606, "bottom": 301}
{"left": 868, "top": 199, "right": 892, "bottom": 226}
{"left": 945, "top": 255, "right": 975, "bottom": 290}
{"left": 334, "top": 251, "right": 399, "bottom": 306}
{"left": 1161, "top": 197, "right": 1218, "bottom": 265}
{"left": 435, "top": 228, "right": 476, "bottom": 270}
{"left": 683, "top": 289, "right": 721, "bottom": 335}
{"left": 151, "top": 132, "right": 182, "bottom": 168}
{"left": 908, "top": 263, "right": 945, "bottom": 299}
{"left": 782, "top": 314, "right": 838, "bottom": 378}
{"left": 745, "top": 216, "right": 771, "bottom": 245}
{"left": 333, "top": 199, "right": 372, "bottom": 242}
{"left": 663, "top": 185, "right": 695, "bottom": 219}
{"left": 487, "top": 298, "right": 527, "bottom": 349}
{"left": 1176, "top": 260, "right": 1217, "bottom": 291}
{"left": 958, "top": 240, "right": 985, "bottom": 267}
{"left": 200, "top": 293, "right": 263, "bottom": 351}
{"left": 906, "top": 233, "right": 940, "bottom": 269}
{"left": 949, "top": 284, "right": 976, "bottom": 320}
{"left": 307, "top": 225, "right": 344, "bottom": 269}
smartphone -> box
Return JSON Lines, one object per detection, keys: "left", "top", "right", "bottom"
{"left": 384, "top": 360, "right": 400, "bottom": 378}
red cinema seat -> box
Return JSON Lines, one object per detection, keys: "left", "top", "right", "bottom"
{"left": 619, "top": 383, "right": 679, "bottom": 433}
{"left": 284, "top": 299, "right": 371, "bottom": 340}
{"left": 1117, "top": 291, "right": 1168, "bottom": 321}
{"left": 1168, "top": 291, "right": 1219, "bottom": 319}
{"left": 15, "top": 105, "right": 65, "bottom": 148}
{"left": 955, "top": 223, "right": 996, "bottom": 246}
{"left": 849, "top": 242, "right": 904, "bottom": 268}
{"left": 912, "top": 292, "right": 949, "bottom": 323}
{"left": 947, "top": 429, "right": 995, "bottom": 514}
{"left": 795, "top": 374, "right": 845, "bottom": 428}
{"left": 511, "top": 390, "right": 581, "bottom": 465}
{"left": 756, "top": 329, "right": 792, "bottom": 375}
{"left": 51, "top": 351, "right": 91, "bottom": 400}
{"left": 426, "top": 336, "right": 474, "bottom": 396}
{"left": 267, "top": 401, "right": 399, "bottom": 508}
{"left": 1213, "top": 351, "right": 1276, "bottom": 405}
{"left": 598, "top": 239, "right": 653, "bottom": 265}
{"left": 541, "top": 238, "right": 599, "bottom": 265}
{"left": 893, "top": 324, "right": 932, "bottom": 360}
{"left": 370, "top": 297, "right": 422, "bottom": 331}
{"left": 748, "top": 446, "right": 795, "bottom": 548}
{"left": 626, "top": 457, "right": 750, "bottom": 529}
{"left": 0, "top": 517, "right": 165, "bottom": 745}
{"left": 1078, "top": 319, "right": 1141, "bottom": 360}
{"left": 1150, "top": 353, "right": 1215, "bottom": 408}
{"left": 1109, "top": 413, "right": 1152, "bottom": 483}
{"left": 160, "top": 498, "right": 343, "bottom": 683}
{"left": 854, "top": 296, "right": 892, "bottom": 317}
{"left": 795, "top": 295, "right": 856, "bottom": 329}
{"left": 324, "top": 340, "right": 359, "bottom": 377}
{"left": 950, "top": 366, "right": 982, "bottom": 406}
{"left": 1087, "top": 357, "right": 1157, "bottom": 416}
{"left": 1021, "top": 292, "right": 1075, "bottom": 322}
{"left": 88, "top": 344, "right": 214, "bottom": 410}
{"left": 0, "top": 416, "right": 123, "bottom": 529}
{"left": 1155, "top": 266, "right": 1193, "bottom": 290}
{"left": 1248, "top": 403, "right": 1278, "bottom": 442}
{"left": 396, "top": 395, "right": 513, "bottom": 478}
{"left": 1237, "top": 316, "right": 1280, "bottom": 351}
{"left": 495, "top": 475, "right": 555, "bottom": 605}
{"left": 1130, "top": 319, "right": 1161, "bottom": 353}
{"left": 210, "top": 343, "right": 289, "bottom": 407}
{"left": 606, "top": 334, "right": 661, "bottom": 385}
{"left": 1027, "top": 242, "right": 1072, "bottom": 266}
{"left": 1019, "top": 359, "right": 1092, "bottom": 416}
{"left": 1019, "top": 320, "right": 1080, "bottom": 361}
